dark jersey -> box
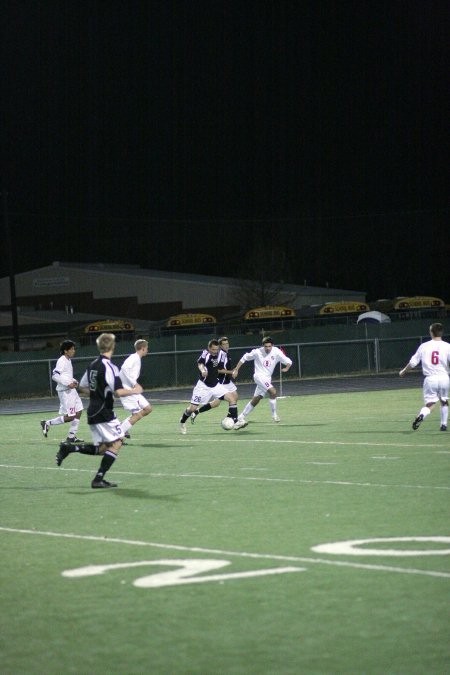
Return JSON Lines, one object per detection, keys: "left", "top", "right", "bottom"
{"left": 197, "top": 349, "right": 227, "bottom": 387}
{"left": 80, "top": 355, "right": 123, "bottom": 424}
{"left": 218, "top": 352, "right": 233, "bottom": 385}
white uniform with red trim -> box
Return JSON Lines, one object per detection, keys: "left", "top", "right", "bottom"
{"left": 119, "top": 352, "right": 150, "bottom": 412}
{"left": 408, "top": 339, "right": 450, "bottom": 403}
{"left": 52, "top": 355, "right": 83, "bottom": 416}
{"left": 240, "top": 346, "right": 292, "bottom": 397}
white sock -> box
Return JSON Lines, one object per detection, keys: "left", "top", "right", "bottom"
{"left": 420, "top": 407, "right": 431, "bottom": 418}
{"left": 68, "top": 419, "right": 80, "bottom": 437}
{"left": 49, "top": 416, "right": 65, "bottom": 426}
{"left": 441, "top": 406, "right": 448, "bottom": 426}
{"left": 122, "top": 418, "right": 132, "bottom": 433}
{"left": 242, "top": 403, "right": 254, "bottom": 417}
{"left": 269, "top": 399, "right": 277, "bottom": 415}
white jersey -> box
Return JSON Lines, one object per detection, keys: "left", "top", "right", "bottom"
{"left": 240, "top": 346, "right": 292, "bottom": 379}
{"left": 119, "top": 353, "right": 142, "bottom": 388}
{"left": 409, "top": 339, "right": 450, "bottom": 377}
{"left": 52, "top": 355, "right": 76, "bottom": 391}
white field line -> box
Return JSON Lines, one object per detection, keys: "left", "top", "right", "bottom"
{"left": 1, "top": 526, "right": 449, "bottom": 580}
{"left": 5, "top": 430, "right": 445, "bottom": 451}
{"left": 1, "top": 463, "right": 449, "bottom": 491}
{"left": 158, "top": 436, "right": 446, "bottom": 449}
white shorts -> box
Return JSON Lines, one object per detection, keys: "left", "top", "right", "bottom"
{"left": 423, "top": 374, "right": 449, "bottom": 404}
{"left": 222, "top": 382, "right": 237, "bottom": 395}
{"left": 190, "top": 380, "right": 229, "bottom": 407}
{"left": 89, "top": 419, "right": 124, "bottom": 445}
{"left": 253, "top": 375, "right": 274, "bottom": 398}
{"left": 58, "top": 389, "right": 83, "bottom": 416}
{"left": 120, "top": 393, "right": 151, "bottom": 413}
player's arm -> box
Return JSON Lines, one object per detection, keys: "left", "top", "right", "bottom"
{"left": 399, "top": 363, "right": 413, "bottom": 377}
{"left": 280, "top": 352, "right": 293, "bottom": 373}
{"left": 197, "top": 358, "right": 208, "bottom": 378}
{"left": 120, "top": 359, "right": 139, "bottom": 387}
{"left": 52, "top": 366, "right": 76, "bottom": 388}
{"left": 218, "top": 364, "right": 234, "bottom": 375}
{"left": 115, "top": 383, "right": 143, "bottom": 397}
{"left": 104, "top": 361, "right": 143, "bottom": 396}
{"left": 400, "top": 349, "right": 420, "bottom": 377}
{"left": 232, "top": 353, "right": 250, "bottom": 378}
{"left": 78, "top": 371, "right": 90, "bottom": 395}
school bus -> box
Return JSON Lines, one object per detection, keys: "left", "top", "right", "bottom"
{"left": 319, "top": 301, "right": 369, "bottom": 315}
{"left": 393, "top": 296, "right": 445, "bottom": 310}
{"left": 244, "top": 306, "right": 296, "bottom": 320}
{"left": 165, "top": 313, "right": 217, "bottom": 328}
{"left": 75, "top": 319, "right": 135, "bottom": 345}
{"left": 83, "top": 319, "right": 135, "bottom": 334}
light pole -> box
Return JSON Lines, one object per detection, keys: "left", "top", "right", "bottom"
{"left": 2, "top": 189, "right": 20, "bottom": 351}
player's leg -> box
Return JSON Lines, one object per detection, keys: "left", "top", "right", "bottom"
{"left": 438, "top": 376, "right": 448, "bottom": 431}
{"left": 224, "top": 387, "right": 239, "bottom": 422}
{"left": 191, "top": 398, "right": 220, "bottom": 424}
{"left": 267, "top": 385, "right": 280, "bottom": 421}
{"left": 41, "top": 395, "right": 66, "bottom": 436}
{"left": 180, "top": 382, "right": 210, "bottom": 433}
{"left": 57, "top": 420, "right": 123, "bottom": 488}
{"left": 89, "top": 422, "right": 123, "bottom": 487}
{"left": 66, "top": 393, "right": 84, "bottom": 442}
{"left": 413, "top": 378, "right": 437, "bottom": 430}
{"left": 121, "top": 396, "right": 152, "bottom": 435}
{"left": 91, "top": 439, "right": 123, "bottom": 488}
{"left": 235, "top": 389, "right": 263, "bottom": 429}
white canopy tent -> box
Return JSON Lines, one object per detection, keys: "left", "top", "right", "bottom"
{"left": 357, "top": 311, "right": 391, "bottom": 324}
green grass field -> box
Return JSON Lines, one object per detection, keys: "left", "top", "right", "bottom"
{"left": 1, "top": 388, "right": 449, "bottom": 674}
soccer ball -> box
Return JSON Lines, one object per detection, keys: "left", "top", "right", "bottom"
{"left": 221, "top": 417, "right": 235, "bottom": 430}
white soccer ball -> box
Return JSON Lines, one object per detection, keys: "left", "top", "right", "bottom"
{"left": 221, "top": 417, "right": 235, "bottom": 430}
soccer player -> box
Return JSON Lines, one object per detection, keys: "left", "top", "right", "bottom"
{"left": 40, "top": 340, "right": 84, "bottom": 442}
{"left": 119, "top": 339, "right": 152, "bottom": 438}
{"left": 233, "top": 336, "right": 292, "bottom": 428}
{"left": 190, "top": 336, "right": 239, "bottom": 425}
{"left": 399, "top": 322, "right": 450, "bottom": 431}
{"left": 179, "top": 338, "right": 231, "bottom": 434}
{"left": 56, "top": 333, "right": 143, "bottom": 488}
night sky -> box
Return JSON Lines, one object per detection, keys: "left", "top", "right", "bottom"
{"left": 1, "top": 0, "right": 449, "bottom": 301}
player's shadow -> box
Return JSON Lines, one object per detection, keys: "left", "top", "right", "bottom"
{"left": 69, "top": 489, "right": 182, "bottom": 500}
{"left": 248, "top": 423, "right": 326, "bottom": 429}
{"left": 112, "top": 489, "right": 181, "bottom": 500}
{"left": 271, "top": 423, "right": 326, "bottom": 428}
{"left": 136, "top": 443, "right": 190, "bottom": 449}
{"left": 0, "top": 486, "right": 69, "bottom": 491}
{"left": 346, "top": 430, "right": 423, "bottom": 435}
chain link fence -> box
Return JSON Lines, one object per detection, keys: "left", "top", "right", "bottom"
{"left": 0, "top": 336, "right": 425, "bottom": 399}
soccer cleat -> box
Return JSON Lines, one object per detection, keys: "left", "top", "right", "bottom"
{"left": 273, "top": 414, "right": 281, "bottom": 422}
{"left": 234, "top": 418, "right": 248, "bottom": 430}
{"left": 412, "top": 414, "right": 424, "bottom": 430}
{"left": 67, "top": 436, "right": 84, "bottom": 443}
{"left": 56, "top": 441, "right": 73, "bottom": 466}
{"left": 180, "top": 422, "right": 187, "bottom": 435}
{"left": 91, "top": 478, "right": 118, "bottom": 489}
{"left": 41, "top": 420, "right": 49, "bottom": 437}
{"left": 440, "top": 425, "right": 447, "bottom": 431}
{"left": 190, "top": 412, "right": 198, "bottom": 424}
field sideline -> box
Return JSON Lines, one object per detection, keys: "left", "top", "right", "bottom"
{"left": 1, "top": 387, "right": 449, "bottom": 674}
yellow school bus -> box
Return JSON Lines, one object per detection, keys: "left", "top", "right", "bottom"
{"left": 319, "top": 301, "right": 369, "bottom": 315}
{"left": 244, "top": 306, "right": 296, "bottom": 320}
{"left": 393, "top": 296, "right": 445, "bottom": 310}
{"left": 165, "top": 313, "right": 217, "bottom": 328}
{"left": 83, "top": 319, "right": 135, "bottom": 334}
